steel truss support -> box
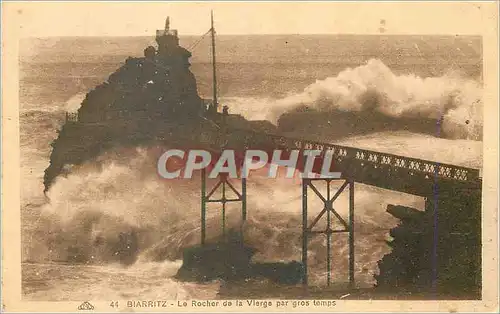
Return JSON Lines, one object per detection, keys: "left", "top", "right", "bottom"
{"left": 200, "top": 168, "right": 247, "bottom": 245}
{"left": 301, "top": 178, "right": 355, "bottom": 287}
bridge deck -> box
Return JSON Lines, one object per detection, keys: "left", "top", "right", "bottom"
{"left": 65, "top": 118, "right": 481, "bottom": 197}
{"left": 219, "top": 127, "right": 482, "bottom": 197}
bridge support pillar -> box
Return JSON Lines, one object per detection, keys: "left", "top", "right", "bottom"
{"left": 200, "top": 169, "right": 247, "bottom": 245}
{"left": 301, "top": 178, "right": 355, "bottom": 287}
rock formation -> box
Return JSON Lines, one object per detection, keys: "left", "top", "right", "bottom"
{"left": 376, "top": 187, "right": 481, "bottom": 298}
{"left": 44, "top": 21, "right": 210, "bottom": 193}
{"left": 175, "top": 232, "right": 304, "bottom": 284}
{"left": 43, "top": 19, "right": 278, "bottom": 193}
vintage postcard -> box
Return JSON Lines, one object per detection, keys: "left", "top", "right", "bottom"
{"left": 2, "top": 1, "right": 499, "bottom": 312}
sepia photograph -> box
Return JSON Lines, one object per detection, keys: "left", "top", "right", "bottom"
{"left": 2, "top": 1, "right": 499, "bottom": 312}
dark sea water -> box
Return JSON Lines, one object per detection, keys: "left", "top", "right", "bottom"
{"left": 20, "top": 35, "right": 483, "bottom": 300}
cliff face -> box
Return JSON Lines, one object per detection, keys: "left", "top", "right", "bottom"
{"left": 43, "top": 33, "right": 206, "bottom": 193}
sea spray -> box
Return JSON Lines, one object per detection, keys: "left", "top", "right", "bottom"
{"left": 20, "top": 34, "right": 483, "bottom": 299}
{"left": 223, "top": 59, "right": 482, "bottom": 140}
{"left": 23, "top": 58, "right": 481, "bottom": 287}
{"left": 26, "top": 145, "right": 423, "bottom": 285}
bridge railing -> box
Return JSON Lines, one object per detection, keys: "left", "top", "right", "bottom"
{"left": 69, "top": 118, "right": 480, "bottom": 183}
{"left": 226, "top": 127, "right": 481, "bottom": 183}
{"left": 65, "top": 112, "right": 79, "bottom": 122}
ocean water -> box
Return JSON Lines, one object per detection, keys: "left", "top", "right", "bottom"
{"left": 20, "top": 35, "right": 483, "bottom": 300}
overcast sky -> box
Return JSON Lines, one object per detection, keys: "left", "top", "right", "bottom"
{"left": 4, "top": 2, "right": 489, "bottom": 37}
